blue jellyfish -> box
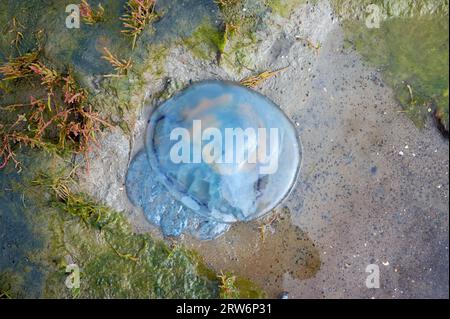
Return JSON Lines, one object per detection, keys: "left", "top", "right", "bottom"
{"left": 126, "top": 81, "right": 301, "bottom": 240}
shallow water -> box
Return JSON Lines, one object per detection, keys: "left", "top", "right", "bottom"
{"left": 185, "top": 206, "right": 321, "bottom": 297}
{"left": 0, "top": 154, "right": 48, "bottom": 298}
{"left": 1, "top": 0, "right": 448, "bottom": 298}
{"left": 0, "top": 0, "right": 220, "bottom": 71}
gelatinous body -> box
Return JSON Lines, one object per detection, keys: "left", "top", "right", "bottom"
{"left": 126, "top": 81, "right": 301, "bottom": 239}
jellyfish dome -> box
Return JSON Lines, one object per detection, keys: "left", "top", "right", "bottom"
{"left": 144, "top": 80, "right": 301, "bottom": 225}
{"left": 127, "top": 81, "right": 302, "bottom": 239}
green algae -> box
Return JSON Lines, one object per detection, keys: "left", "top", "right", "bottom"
{"left": 211, "top": 0, "right": 310, "bottom": 73}
{"left": 40, "top": 205, "right": 219, "bottom": 298}
{"left": 174, "top": 0, "right": 263, "bottom": 72}
{"left": 0, "top": 270, "right": 24, "bottom": 298}
{"left": 183, "top": 21, "right": 225, "bottom": 61}
{"left": 336, "top": 1, "right": 449, "bottom": 133}
{"left": 145, "top": 44, "right": 169, "bottom": 79}
{"left": 34, "top": 171, "right": 217, "bottom": 298}
{"left": 214, "top": 0, "right": 265, "bottom": 73}
{"left": 36, "top": 172, "right": 266, "bottom": 298}
{"left": 233, "top": 277, "right": 266, "bottom": 298}
{"left": 332, "top": 0, "right": 449, "bottom": 20}
{"left": 218, "top": 271, "right": 266, "bottom": 299}
{"left": 265, "top": 0, "right": 307, "bottom": 18}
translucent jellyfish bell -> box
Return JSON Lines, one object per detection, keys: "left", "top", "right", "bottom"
{"left": 145, "top": 80, "right": 301, "bottom": 224}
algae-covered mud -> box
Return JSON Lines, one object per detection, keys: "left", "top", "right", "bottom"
{"left": 0, "top": 151, "right": 263, "bottom": 298}
{"left": 333, "top": 0, "right": 449, "bottom": 133}
{"left": 1, "top": 0, "right": 449, "bottom": 300}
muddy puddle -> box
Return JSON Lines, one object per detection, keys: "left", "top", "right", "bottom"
{"left": 183, "top": 207, "right": 320, "bottom": 298}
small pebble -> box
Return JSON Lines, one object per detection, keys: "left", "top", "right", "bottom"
{"left": 279, "top": 291, "right": 289, "bottom": 299}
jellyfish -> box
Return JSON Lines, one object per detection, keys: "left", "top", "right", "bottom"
{"left": 126, "top": 81, "right": 302, "bottom": 240}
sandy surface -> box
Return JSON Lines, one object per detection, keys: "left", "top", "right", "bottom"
{"left": 77, "top": 0, "right": 449, "bottom": 298}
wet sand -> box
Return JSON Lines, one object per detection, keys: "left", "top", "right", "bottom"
{"left": 79, "top": 1, "right": 449, "bottom": 298}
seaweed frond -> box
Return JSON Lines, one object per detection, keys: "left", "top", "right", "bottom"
{"left": 0, "top": 52, "right": 111, "bottom": 171}
{"left": 218, "top": 271, "right": 239, "bottom": 299}
{"left": 32, "top": 171, "right": 110, "bottom": 228}
{"left": 215, "top": 0, "right": 242, "bottom": 9}
{"left": 0, "top": 51, "right": 39, "bottom": 81}
{"left": 240, "top": 67, "right": 288, "bottom": 88}
{"left": 29, "top": 62, "right": 60, "bottom": 93}
{"left": 121, "top": 0, "right": 158, "bottom": 49}
{"left": 296, "top": 36, "right": 321, "bottom": 55}
{"left": 80, "top": 0, "right": 105, "bottom": 25}
{"left": 7, "top": 17, "right": 25, "bottom": 50}
{"left": 101, "top": 47, "right": 133, "bottom": 77}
